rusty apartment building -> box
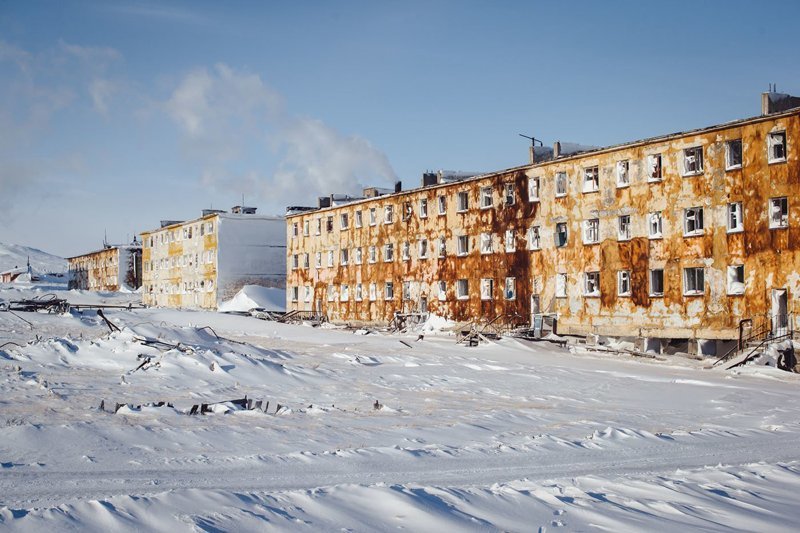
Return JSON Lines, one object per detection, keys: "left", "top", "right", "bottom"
{"left": 141, "top": 206, "right": 286, "bottom": 309}
{"left": 67, "top": 242, "right": 142, "bottom": 291}
{"left": 286, "top": 92, "right": 800, "bottom": 354}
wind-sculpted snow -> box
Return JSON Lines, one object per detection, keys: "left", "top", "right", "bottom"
{"left": 2, "top": 283, "right": 800, "bottom": 531}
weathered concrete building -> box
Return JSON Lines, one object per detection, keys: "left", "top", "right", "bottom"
{"left": 141, "top": 207, "right": 285, "bottom": 309}
{"left": 67, "top": 242, "right": 142, "bottom": 291}
{"left": 286, "top": 93, "right": 800, "bottom": 352}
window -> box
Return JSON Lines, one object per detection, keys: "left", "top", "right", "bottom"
{"left": 291, "top": 254, "right": 299, "bottom": 270}
{"left": 402, "top": 201, "right": 413, "bottom": 221}
{"left": 504, "top": 277, "right": 516, "bottom": 300}
{"left": 315, "top": 252, "right": 322, "bottom": 268}
{"left": 457, "top": 235, "right": 469, "bottom": 256}
{"left": 354, "top": 247, "right": 363, "bottom": 265}
{"left": 355, "top": 210, "right": 363, "bottom": 228}
{"left": 438, "top": 236, "right": 447, "bottom": 258}
{"left": 770, "top": 197, "right": 789, "bottom": 228}
{"left": 327, "top": 250, "right": 334, "bottom": 267}
{"left": 768, "top": 131, "right": 787, "bottom": 163}
{"left": 727, "top": 265, "right": 745, "bottom": 295}
{"left": 480, "top": 232, "right": 493, "bottom": 254}
{"left": 385, "top": 281, "right": 394, "bottom": 300}
{"left": 420, "top": 198, "right": 428, "bottom": 218}
{"left": 340, "top": 213, "right": 349, "bottom": 230}
{"left": 648, "top": 212, "right": 663, "bottom": 239}
{"left": 340, "top": 249, "right": 349, "bottom": 265}
{"left": 528, "top": 176, "right": 540, "bottom": 201}
{"left": 402, "top": 281, "right": 411, "bottom": 300}
{"left": 480, "top": 187, "right": 493, "bottom": 209}
{"left": 555, "top": 172, "right": 568, "bottom": 197}
{"left": 369, "top": 282, "right": 377, "bottom": 301}
{"left": 437, "top": 280, "right": 447, "bottom": 301}
{"left": 384, "top": 205, "right": 394, "bottom": 224}
{"left": 355, "top": 283, "right": 363, "bottom": 301}
{"left": 326, "top": 216, "right": 334, "bottom": 233}
{"left": 402, "top": 241, "right": 410, "bottom": 261}
{"left": 727, "top": 202, "right": 743, "bottom": 233}
{"left": 616, "top": 160, "right": 630, "bottom": 187}
{"left": 304, "top": 286, "right": 312, "bottom": 302}
{"left": 303, "top": 253, "right": 309, "bottom": 268}
{"left": 555, "top": 273, "right": 567, "bottom": 298}
{"left": 583, "top": 167, "right": 599, "bottom": 193}
{"left": 457, "top": 191, "right": 469, "bottom": 212}
{"left": 341, "top": 284, "right": 349, "bottom": 302}
{"left": 618, "top": 270, "right": 631, "bottom": 297}
{"left": 438, "top": 195, "right": 447, "bottom": 215}
{"left": 291, "top": 287, "right": 299, "bottom": 302}
{"left": 419, "top": 239, "right": 428, "bottom": 259}
{"left": 618, "top": 215, "right": 631, "bottom": 241}
{"left": 583, "top": 219, "right": 600, "bottom": 244}
{"left": 302, "top": 219, "right": 309, "bottom": 236}
{"left": 369, "top": 207, "right": 377, "bottom": 226}
{"left": 384, "top": 243, "right": 394, "bottom": 262}
{"left": 726, "top": 139, "right": 742, "bottom": 170}
{"left": 584, "top": 272, "right": 600, "bottom": 296}
{"left": 649, "top": 269, "right": 664, "bottom": 297}
{"left": 368, "top": 245, "right": 377, "bottom": 263}
{"left": 555, "top": 222, "right": 568, "bottom": 247}
{"left": 327, "top": 284, "right": 335, "bottom": 302}
{"left": 683, "top": 146, "right": 704, "bottom": 175}
{"left": 480, "top": 278, "right": 494, "bottom": 300}
{"left": 648, "top": 154, "right": 662, "bottom": 182}
{"left": 456, "top": 279, "right": 469, "bottom": 299}
{"left": 315, "top": 218, "right": 322, "bottom": 235}
{"left": 292, "top": 222, "right": 299, "bottom": 238}
{"left": 528, "top": 226, "right": 541, "bottom": 250}
{"left": 684, "top": 267, "right": 704, "bottom": 295}
{"left": 505, "top": 229, "right": 516, "bottom": 252}
{"left": 504, "top": 183, "right": 515, "bottom": 205}
{"left": 683, "top": 207, "right": 704, "bottom": 236}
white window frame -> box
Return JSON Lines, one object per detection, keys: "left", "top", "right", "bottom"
{"left": 340, "top": 248, "right": 349, "bottom": 265}
{"left": 355, "top": 283, "right": 363, "bottom": 301}
{"left": 505, "top": 229, "right": 516, "bottom": 252}
{"left": 402, "top": 241, "right": 410, "bottom": 261}
{"left": 682, "top": 146, "right": 704, "bottom": 176}
{"left": 583, "top": 271, "right": 600, "bottom": 297}
{"left": 418, "top": 239, "right": 429, "bottom": 259}
{"left": 480, "top": 232, "right": 493, "bottom": 254}
{"left": 555, "top": 172, "right": 567, "bottom": 197}
{"left": 340, "top": 284, "right": 349, "bottom": 302}
{"left": 504, "top": 277, "right": 516, "bottom": 300}
{"left": 583, "top": 218, "right": 600, "bottom": 244}
{"left": 304, "top": 286, "right": 312, "bottom": 302}
{"left": 385, "top": 281, "right": 394, "bottom": 300}
{"left": 384, "top": 243, "right": 394, "bottom": 262}
{"left": 649, "top": 269, "right": 664, "bottom": 297}
{"left": 504, "top": 183, "right": 515, "bottom": 205}
{"left": 456, "top": 279, "right": 469, "bottom": 300}
{"left": 725, "top": 139, "right": 743, "bottom": 170}
{"left": 555, "top": 222, "right": 568, "bottom": 248}
{"left": 616, "top": 160, "right": 630, "bottom": 187}
{"left": 647, "top": 154, "right": 662, "bottom": 182}
{"left": 438, "top": 236, "right": 447, "bottom": 258}
{"left": 727, "top": 264, "right": 745, "bottom": 295}
{"left": 291, "top": 254, "right": 299, "bottom": 270}
{"left": 315, "top": 252, "right": 322, "bottom": 268}
{"left": 291, "top": 286, "right": 299, "bottom": 302}
{"left": 583, "top": 166, "right": 599, "bottom": 193}
{"left": 683, "top": 207, "right": 705, "bottom": 237}
{"left": 618, "top": 215, "right": 631, "bottom": 241}
{"left": 457, "top": 235, "right": 469, "bottom": 256}
{"left": 327, "top": 250, "right": 334, "bottom": 267}
{"left": 528, "top": 176, "right": 540, "bottom": 201}
{"left": 727, "top": 202, "right": 743, "bottom": 233}
{"left": 648, "top": 211, "right": 663, "bottom": 239}
{"left": 437, "top": 280, "right": 447, "bottom": 301}
{"left": 354, "top": 247, "right": 363, "bottom": 265}
{"left": 480, "top": 187, "right": 493, "bottom": 209}
{"left": 768, "top": 131, "right": 787, "bottom": 163}
{"left": 369, "top": 208, "right": 377, "bottom": 226}
{"left": 618, "top": 270, "right": 631, "bottom": 297}
{"left": 384, "top": 205, "right": 394, "bottom": 224}
{"left": 419, "top": 198, "right": 428, "bottom": 218}
{"left": 480, "top": 278, "right": 494, "bottom": 300}
{"left": 457, "top": 191, "right": 469, "bottom": 212}
{"left": 368, "top": 245, "right": 377, "bottom": 264}
{"left": 340, "top": 213, "right": 349, "bottom": 230}
{"left": 528, "top": 225, "right": 541, "bottom": 250}
{"left": 769, "top": 197, "right": 789, "bottom": 228}
{"left": 438, "top": 195, "right": 447, "bottom": 215}
{"left": 683, "top": 267, "right": 705, "bottom": 296}
{"left": 369, "top": 282, "right": 377, "bottom": 301}
{"left": 354, "top": 210, "right": 363, "bottom": 228}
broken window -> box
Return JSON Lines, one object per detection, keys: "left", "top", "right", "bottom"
{"left": 504, "top": 277, "right": 516, "bottom": 300}
{"left": 437, "top": 280, "right": 447, "bottom": 301}
{"left": 385, "top": 281, "right": 394, "bottom": 300}
{"left": 384, "top": 205, "right": 394, "bottom": 224}
{"left": 419, "top": 239, "right": 428, "bottom": 259}
{"left": 480, "top": 278, "right": 494, "bottom": 300}
{"left": 327, "top": 250, "right": 334, "bottom": 267}
{"left": 555, "top": 172, "right": 568, "bottom": 197}
{"left": 555, "top": 222, "right": 568, "bottom": 247}
{"left": 369, "top": 207, "right": 377, "bottom": 226}
{"left": 457, "top": 191, "right": 469, "bottom": 212}
{"left": 438, "top": 195, "right": 447, "bottom": 215}
{"left": 683, "top": 146, "right": 704, "bottom": 175}
{"left": 315, "top": 218, "right": 322, "bottom": 235}
{"left": 727, "top": 202, "right": 743, "bottom": 232}
{"left": 505, "top": 229, "right": 516, "bottom": 252}
{"left": 684, "top": 267, "right": 704, "bottom": 295}
{"left": 419, "top": 198, "right": 428, "bottom": 218}
{"left": 618, "top": 215, "right": 631, "bottom": 241}
{"left": 457, "top": 235, "right": 469, "bottom": 256}
{"left": 327, "top": 284, "right": 335, "bottom": 302}
{"left": 340, "top": 249, "right": 349, "bottom": 265}
{"left": 354, "top": 247, "right": 363, "bottom": 265}
{"left": 402, "top": 201, "right": 413, "bottom": 221}
{"left": 726, "top": 139, "right": 743, "bottom": 170}
{"left": 456, "top": 279, "right": 469, "bottom": 299}
{"left": 355, "top": 210, "right": 363, "bottom": 228}
{"left": 768, "top": 131, "right": 787, "bottom": 163}
{"left": 355, "top": 283, "right": 363, "bottom": 301}
{"left": 529, "top": 176, "right": 540, "bottom": 201}
{"left": 341, "top": 284, "right": 349, "bottom": 302}
{"left": 727, "top": 265, "right": 745, "bottom": 295}
{"left": 648, "top": 154, "right": 662, "bottom": 182}
{"left": 291, "top": 254, "right": 299, "bottom": 270}
{"left": 340, "top": 213, "right": 349, "bottom": 230}
{"left": 616, "top": 160, "right": 629, "bottom": 187}
{"left": 326, "top": 216, "right": 334, "bottom": 233}
{"left": 480, "top": 187, "right": 493, "bottom": 209}
{"left": 770, "top": 197, "right": 789, "bottom": 228}
{"left": 315, "top": 252, "right": 322, "bottom": 268}
{"left": 292, "top": 222, "right": 298, "bottom": 238}
{"left": 480, "top": 232, "right": 493, "bottom": 254}
{"left": 584, "top": 272, "right": 600, "bottom": 296}
{"left": 368, "top": 245, "right": 377, "bottom": 263}
{"left": 303, "top": 253, "right": 309, "bottom": 268}
{"left": 304, "top": 286, "right": 312, "bottom": 302}
{"left": 402, "top": 241, "right": 410, "bottom": 261}
{"left": 384, "top": 243, "right": 394, "bottom": 262}
{"left": 303, "top": 219, "right": 310, "bottom": 236}
{"left": 618, "top": 270, "right": 631, "bottom": 297}
{"left": 583, "top": 219, "right": 600, "bottom": 244}
{"left": 650, "top": 269, "right": 664, "bottom": 297}
{"left": 438, "top": 236, "right": 447, "bottom": 258}
{"left": 683, "top": 207, "right": 704, "bottom": 236}
{"left": 369, "top": 282, "right": 377, "bottom": 301}
{"left": 528, "top": 226, "right": 541, "bottom": 250}
{"left": 402, "top": 281, "right": 411, "bottom": 300}
{"left": 504, "top": 183, "right": 515, "bottom": 205}
{"left": 583, "top": 167, "right": 599, "bottom": 193}
{"left": 648, "top": 212, "right": 663, "bottom": 239}
{"left": 555, "top": 273, "right": 567, "bottom": 298}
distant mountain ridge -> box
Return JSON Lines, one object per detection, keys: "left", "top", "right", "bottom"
{"left": 0, "top": 242, "right": 67, "bottom": 274}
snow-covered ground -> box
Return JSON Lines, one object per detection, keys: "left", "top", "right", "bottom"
{"left": 1, "top": 282, "right": 800, "bottom": 531}
{"left": 0, "top": 242, "right": 67, "bottom": 274}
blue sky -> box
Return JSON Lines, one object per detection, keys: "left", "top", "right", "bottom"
{"left": 1, "top": 0, "right": 799, "bottom": 257}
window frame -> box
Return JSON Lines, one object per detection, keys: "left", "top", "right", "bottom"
{"left": 555, "top": 222, "right": 568, "bottom": 248}
{"left": 528, "top": 176, "right": 540, "bottom": 201}
{"left": 504, "top": 277, "right": 516, "bottom": 300}
{"left": 480, "top": 186, "right": 493, "bottom": 209}
{"left": 480, "top": 232, "right": 493, "bottom": 254}
{"left": 456, "top": 279, "right": 469, "bottom": 300}
{"left": 616, "top": 160, "right": 630, "bottom": 188}
{"left": 768, "top": 131, "right": 787, "bottom": 164}
{"left": 457, "top": 235, "right": 469, "bottom": 256}
{"left": 769, "top": 197, "right": 789, "bottom": 228}
{"left": 725, "top": 139, "right": 743, "bottom": 170}
{"left": 649, "top": 269, "right": 664, "bottom": 297}
{"left": 480, "top": 278, "right": 494, "bottom": 301}
{"left": 583, "top": 166, "right": 599, "bottom": 193}
{"left": 683, "top": 206, "right": 705, "bottom": 237}
{"left": 583, "top": 271, "right": 600, "bottom": 297}
{"left": 727, "top": 202, "right": 743, "bottom": 233}
{"left": 457, "top": 191, "right": 469, "bottom": 212}
{"left": 682, "top": 146, "right": 704, "bottom": 176}
{"left": 583, "top": 218, "right": 600, "bottom": 245}
{"left": 528, "top": 225, "right": 541, "bottom": 250}
{"left": 648, "top": 211, "right": 663, "bottom": 239}
{"left": 555, "top": 172, "right": 568, "bottom": 197}
{"left": 618, "top": 270, "right": 631, "bottom": 297}
{"left": 504, "top": 183, "right": 515, "bottom": 206}
{"left": 419, "top": 198, "right": 428, "bottom": 218}
{"left": 647, "top": 154, "right": 662, "bottom": 182}
{"left": 683, "top": 267, "right": 705, "bottom": 296}
{"left": 727, "top": 264, "right": 745, "bottom": 296}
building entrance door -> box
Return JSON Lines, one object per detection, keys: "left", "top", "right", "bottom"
{"left": 530, "top": 295, "right": 540, "bottom": 326}
{"left": 771, "top": 288, "right": 789, "bottom": 336}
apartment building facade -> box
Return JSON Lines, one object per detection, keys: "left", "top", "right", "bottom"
{"left": 67, "top": 243, "right": 142, "bottom": 291}
{"left": 286, "top": 98, "right": 800, "bottom": 350}
{"left": 141, "top": 207, "right": 286, "bottom": 309}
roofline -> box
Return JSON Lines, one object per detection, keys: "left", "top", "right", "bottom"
{"left": 66, "top": 245, "right": 141, "bottom": 260}
{"left": 286, "top": 106, "right": 800, "bottom": 219}
{"left": 140, "top": 212, "right": 284, "bottom": 236}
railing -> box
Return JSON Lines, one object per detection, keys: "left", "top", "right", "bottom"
{"left": 713, "top": 313, "right": 794, "bottom": 367}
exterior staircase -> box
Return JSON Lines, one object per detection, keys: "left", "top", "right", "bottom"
{"left": 713, "top": 313, "right": 795, "bottom": 370}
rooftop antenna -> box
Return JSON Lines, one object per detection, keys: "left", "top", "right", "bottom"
{"left": 103, "top": 229, "right": 108, "bottom": 248}
{"left": 518, "top": 133, "right": 544, "bottom": 147}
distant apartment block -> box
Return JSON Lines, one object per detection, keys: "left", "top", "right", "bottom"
{"left": 141, "top": 207, "right": 286, "bottom": 309}
{"left": 67, "top": 242, "right": 142, "bottom": 291}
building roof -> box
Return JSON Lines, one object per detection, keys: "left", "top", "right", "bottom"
{"left": 140, "top": 211, "right": 284, "bottom": 236}
{"left": 66, "top": 244, "right": 141, "bottom": 261}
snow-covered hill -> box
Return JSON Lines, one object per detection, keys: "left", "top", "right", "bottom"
{"left": 0, "top": 242, "right": 67, "bottom": 274}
